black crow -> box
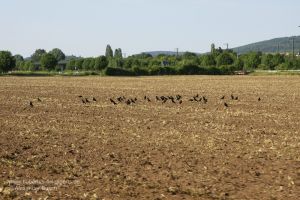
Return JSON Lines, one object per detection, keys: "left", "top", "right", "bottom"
{"left": 110, "top": 98, "right": 117, "bottom": 105}
{"left": 37, "top": 98, "right": 42, "bottom": 102}
{"left": 258, "top": 97, "right": 261, "bottom": 101}
{"left": 82, "top": 99, "right": 86, "bottom": 104}
{"left": 130, "top": 98, "right": 135, "bottom": 103}
{"left": 147, "top": 97, "right": 151, "bottom": 102}
{"left": 85, "top": 98, "right": 90, "bottom": 103}
{"left": 93, "top": 97, "right": 97, "bottom": 102}
{"left": 176, "top": 95, "right": 182, "bottom": 100}
{"left": 179, "top": 100, "right": 183, "bottom": 104}
{"left": 221, "top": 96, "right": 225, "bottom": 100}
{"left": 231, "top": 94, "right": 235, "bottom": 100}
{"left": 29, "top": 101, "right": 33, "bottom": 107}
{"left": 235, "top": 96, "right": 238, "bottom": 100}
{"left": 78, "top": 95, "right": 83, "bottom": 98}
{"left": 156, "top": 96, "right": 160, "bottom": 101}
{"left": 224, "top": 102, "right": 228, "bottom": 107}
{"left": 117, "top": 97, "right": 123, "bottom": 102}
{"left": 126, "top": 99, "right": 131, "bottom": 105}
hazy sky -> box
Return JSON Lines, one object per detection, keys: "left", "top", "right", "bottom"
{"left": 0, "top": 0, "right": 299, "bottom": 57}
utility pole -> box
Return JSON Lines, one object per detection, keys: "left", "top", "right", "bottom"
{"left": 292, "top": 36, "right": 295, "bottom": 59}
{"left": 175, "top": 48, "right": 179, "bottom": 57}
{"left": 277, "top": 43, "right": 280, "bottom": 53}
{"left": 224, "top": 43, "right": 229, "bottom": 50}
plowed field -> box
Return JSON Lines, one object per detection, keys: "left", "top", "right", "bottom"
{"left": 0, "top": 76, "right": 299, "bottom": 199}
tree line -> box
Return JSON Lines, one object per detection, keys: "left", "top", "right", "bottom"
{"left": 0, "top": 44, "right": 300, "bottom": 75}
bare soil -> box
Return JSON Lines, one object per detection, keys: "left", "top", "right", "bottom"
{"left": 0, "top": 76, "right": 299, "bottom": 199}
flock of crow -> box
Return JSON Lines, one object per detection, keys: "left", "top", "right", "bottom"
{"left": 106, "top": 94, "right": 261, "bottom": 108}
{"left": 78, "top": 95, "right": 97, "bottom": 104}
{"left": 28, "top": 94, "right": 261, "bottom": 108}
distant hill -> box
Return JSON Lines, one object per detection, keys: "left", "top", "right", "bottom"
{"left": 233, "top": 36, "right": 300, "bottom": 54}
{"left": 142, "top": 51, "right": 203, "bottom": 57}
{"left": 144, "top": 36, "right": 300, "bottom": 56}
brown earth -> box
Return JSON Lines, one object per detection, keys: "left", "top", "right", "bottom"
{"left": 0, "top": 76, "right": 299, "bottom": 200}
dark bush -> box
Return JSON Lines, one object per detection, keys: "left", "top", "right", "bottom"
{"left": 104, "top": 67, "right": 134, "bottom": 76}
{"left": 162, "top": 66, "right": 177, "bottom": 75}
{"left": 204, "top": 66, "right": 222, "bottom": 75}
{"left": 218, "top": 65, "right": 236, "bottom": 74}
{"left": 177, "top": 64, "right": 206, "bottom": 75}
{"left": 148, "top": 66, "right": 177, "bottom": 75}
{"left": 132, "top": 66, "right": 149, "bottom": 76}
{"left": 148, "top": 66, "right": 160, "bottom": 75}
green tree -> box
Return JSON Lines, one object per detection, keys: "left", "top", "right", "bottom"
{"left": 25, "top": 61, "right": 35, "bottom": 71}
{"left": 66, "top": 59, "right": 76, "bottom": 70}
{"left": 49, "top": 48, "right": 65, "bottom": 61}
{"left": 82, "top": 58, "right": 95, "bottom": 71}
{"left": 133, "top": 53, "right": 152, "bottom": 59}
{"left": 272, "top": 53, "right": 285, "bottom": 68}
{"left": 94, "top": 56, "right": 108, "bottom": 70}
{"left": 114, "top": 48, "right": 123, "bottom": 59}
{"left": 16, "top": 61, "right": 24, "bottom": 70}
{"left": 40, "top": 53, "right": 57, "bottom": 71}
{"left": 0, "top": 51, "right": 16, "bottom": 72}
{"left": 182, "top": 52, "right": 197, "bottom": 59}
{"left": 211, "top": 43, "right": 216, "bottom": 54}
{"left": 278, "top": 56, "right": 300, "bottom": 70}
{"left": 14, "top": 54, "right": 24, "bottom": 62}
{"left": 31, "top": 49, "right": 47, "bottom": 62}
{"left": 201, "top": 54, "right": 216, "bottom": 66}
{"left": 178, "top": 64, "right": 206, "bottom": 75}
{"left": 14, "top": 54, "right": 24, "bottom": 70}
{"left": 212, "top": 47, "right": 223, "bottom": 57}
{"left": 261, "top": 54, "right": 274, "bottom": 69}
{"left": 75, "top": 58, "right": 84, "bottom": 70}
{"left": 234, "top": 58, "right": 244, "bottom": 70}
{"left": 123, "top": 58, "right": 134, "bottom": 68}
{"left": 105, "top": 45, "right": 113, "bottom": 58}
{"left": 216, "top": 52, "right": 234, "bottom": 66}
{"left": 108, "top": 58, "right": 124, "bottom": 68}
{"left": 244, "top": 52, "right": 261, "bottom": 70}
{"left": 89, "top": 58, "right": 95, "bottom": 70}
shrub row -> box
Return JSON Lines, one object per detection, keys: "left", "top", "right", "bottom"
{"left": 104, "top": 64, "right": 238, "bottom": 76}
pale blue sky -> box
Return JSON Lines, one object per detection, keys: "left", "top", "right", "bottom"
{"left": 0, "top": 0, "right": 299, "bottom": 57}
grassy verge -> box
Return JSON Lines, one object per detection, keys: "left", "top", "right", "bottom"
{"left": 250, "top": 70, "right": 300, "bottom": 76}
{"left": 6, "top": 71, "right": 101, "bottom": 77}
{"left": 3, "top": 69, "right": 299, "bottom": 77}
